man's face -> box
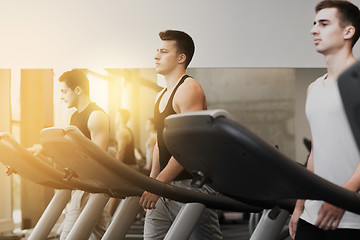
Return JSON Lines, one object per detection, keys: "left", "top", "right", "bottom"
{"left": 59, "top": 81, "right": 78, "bottom": 108}
{"left": 154, "top": 40, "right": 180, "bottom": 75}
{"left": 311, "top": 8, "right": 347, "bottom": 55}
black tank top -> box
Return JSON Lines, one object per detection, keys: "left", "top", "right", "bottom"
{"left": 154, "top": 75, "right": 193, "bottom": 181}
{"left": 122, "top": 127, "right": 136, "bottom": 165}
{"left": 70, "top": 102, "right": 107, "bottom": 140}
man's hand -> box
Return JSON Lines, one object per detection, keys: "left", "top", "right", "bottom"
{"left": 315, "top": 202, "right": 345, "bottom": 230}
{"left": 27, "top": 144, "right": 55, "bottom": 165}
{"left": 289, "top": 206, "right": 303, "bottom": 239}
{"left": 27, "top": 144, "right": 43, "bottom": 156}
{"left": 140, "top": 191, "right": 160, "bottom": 210}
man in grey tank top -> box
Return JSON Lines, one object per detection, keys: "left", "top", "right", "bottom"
{"left": 289, "top": 1, "right": 360, "bottom": 239}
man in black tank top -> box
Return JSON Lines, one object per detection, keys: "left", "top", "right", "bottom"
{"left": 59, "top": 69, "right": 110, "bottom": 240}
{"left": 140, "top": 30, "right": 222, "bottom": 240}
{"left": 70, "top": 102, "right": 107, "bottom": 139}
{"left": 114, "top": 109, "right": 136, "bottom": 165}
{"left": 107, "top": 108, "right": 137, "bottom": 216}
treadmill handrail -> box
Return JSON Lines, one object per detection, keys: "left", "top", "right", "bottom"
{"left": 165, "top": 109, "right": 234, "bottom": 121}
{"left": 163, "top": 110, "right": 360, "bottom": 214}
{"left": 40, "top": 126, "right": 262, "bottom": 213}
{"left": 0, "top": 132, "right": 106, "bottom": 193}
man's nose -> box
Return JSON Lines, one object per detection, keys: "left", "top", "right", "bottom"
{"left": 154, "top": 52, "right": 160, "bottom": 60}
{"left": 310, "top": 25, "right": 318, "bottom": 35}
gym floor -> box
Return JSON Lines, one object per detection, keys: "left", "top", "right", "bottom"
{"left": 121, "top": 217, "right": 291, "bottom": 240}
{"left": 123, "top": 219, "right": 253, "bottom": 240}
{"left": 221, "top": 221, "right": 292, "bottom": 240}
{"left": 221, "top": 221, "right": 251, "bottom": 239}
{"left": 17, "top": 219, "right": 290, "bottom": 240}
{"left": 16, "top": 212, "right": 290, "bottom": 239}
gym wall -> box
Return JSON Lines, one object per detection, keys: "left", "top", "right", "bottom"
{"left": 0, "top": 0, "right": 359, "bottom": 68}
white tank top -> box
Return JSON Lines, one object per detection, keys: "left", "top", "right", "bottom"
{"left": 300, "top": 74, "right": 360, "bottom": 229}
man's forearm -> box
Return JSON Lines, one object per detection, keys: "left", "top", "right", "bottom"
{"left": 155, "top": 157, "right": 184, "bottom": 183}
{"left": 295, "top": 199, "right": 305, "bottom": 212}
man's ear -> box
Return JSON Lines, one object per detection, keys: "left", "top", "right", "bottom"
{"left": 178, "top": 53, "right": 186, "bottom": 64}
{"left": 74, "top": 86, "right": 82, "bottom": 95}
{"left": 344, "top": 25, "right": 355, "bottom": 40}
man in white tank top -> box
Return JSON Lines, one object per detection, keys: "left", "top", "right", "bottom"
{"left": 289, "top": 1, "right": 360, "bottom": 240}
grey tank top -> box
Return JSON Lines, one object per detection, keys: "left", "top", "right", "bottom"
{"left": 301, "top": 74, "right": 360, "bottom": 228}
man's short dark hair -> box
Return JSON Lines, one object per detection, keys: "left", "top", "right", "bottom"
{"left": 118, "top": 109, "right": 131, "bottom": 124}
{"left": 159, "top": 30, "right": 195, "bottom": 68}
{"left": 59, "top": 69, "right": 90, "bottom": 96}
{"left": 316, "top": 0, "right": 360, "bottom": 47}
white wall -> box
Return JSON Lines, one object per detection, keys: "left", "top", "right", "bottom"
{"left": 1, "top": 0, "right": 359, "bottom": 68}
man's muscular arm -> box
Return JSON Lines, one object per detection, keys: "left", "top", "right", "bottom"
{"left": 140, "top": 77, "right": 206, "bottom": 210}
{"left": 88, "top": 110, "right": 109, "bottom": 151}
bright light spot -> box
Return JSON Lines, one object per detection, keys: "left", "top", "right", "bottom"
{"left": 88, "top": 74, "right": 109, "bottom": 113}
{"left": 10, "top": 69, "right": 20, "bottom": 122}
{"left": 88, "top": 68, "right": 109, "bottom": 76}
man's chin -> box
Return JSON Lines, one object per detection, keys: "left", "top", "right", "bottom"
{"left": 156, "top": 71, "right": 167, "bottom": 77}
{"left": 315, "top": 46, "right": 326, "bottom": 54}
{"left": 155, "top": 67, "right": 166, "bottom": 75}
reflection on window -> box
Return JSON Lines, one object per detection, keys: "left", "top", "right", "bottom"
{"left": 10, "top": 69, "right": 20, "bottom": 141}
{"left": 10, "top": 69, "right": 21, "bottom": 228}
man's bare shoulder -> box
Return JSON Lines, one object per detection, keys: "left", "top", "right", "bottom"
{"left": 89, "top": 110, "right": 109, "bottom": 122}
{"left": 177, "top": 76, "right": 204, "bottom": 95}
{"left": 174, "top": 76, "right": 206, "bottom": 112}
{"left": 87, "top": 110, "right": 109, "bottom": 150}
{"left": 88, "top": 110, "right": 109, "bottom": 130}
{"left": 117, "top": 127, "right": 131, "bottom": 138}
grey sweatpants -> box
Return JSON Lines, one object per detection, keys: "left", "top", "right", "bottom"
{"left": 59, "top": 190, "right": 110, "bottom": 240}
{"left": 144, "top": 179, "right": 223, "bottom": 240}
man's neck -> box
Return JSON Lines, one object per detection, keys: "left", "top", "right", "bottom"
{"left": 164, "top": 68, "right": 187, "bottom": 91}
{"left": 75, "top": 96, "right": 92, "bottom": 112}
{"left": 325, "top": 48, "right": 356, "bottom": 81}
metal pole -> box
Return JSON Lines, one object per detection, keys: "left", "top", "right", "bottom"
{"left": 102, "top": 196, "right": 142, "bottom": 240}
{"left": 28, "top": 189, "right": 71, "bottom": 240}
{"left": 164, "top": 203, "right": 205, "bottom": 240}
{"left": 66, "top": 193, "right": 109, "bottom": 240}
{"left": 250, "top": 207, "right": 289, "bottom": 240}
